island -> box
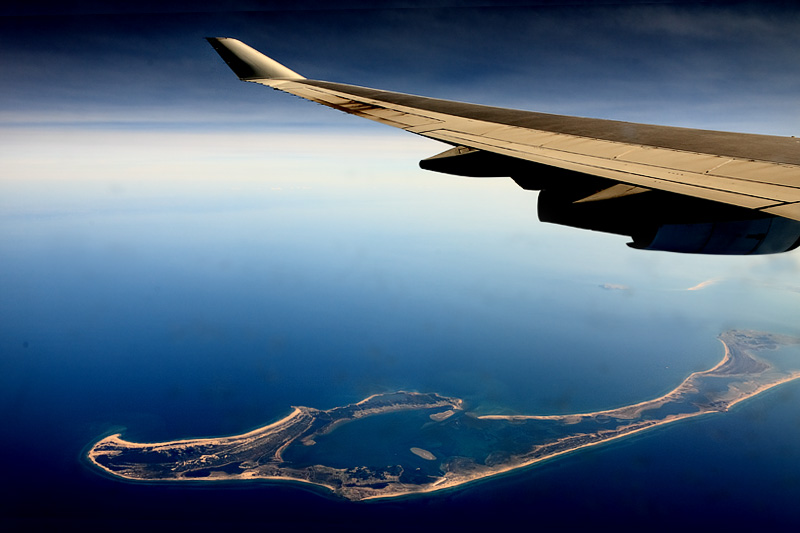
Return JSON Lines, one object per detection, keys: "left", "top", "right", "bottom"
{"left": 88, "top": 330, "right": 800, "bottom": 501}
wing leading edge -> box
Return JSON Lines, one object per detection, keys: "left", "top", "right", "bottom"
{"left": 206, "top": 37, "right": 800, "bottom": 254}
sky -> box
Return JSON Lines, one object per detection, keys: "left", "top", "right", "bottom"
{"left": 3, "top": 1, "right": 800, "bottom": 132}
{"left": 3, "top": 1, "right": 800, "bottom": 528}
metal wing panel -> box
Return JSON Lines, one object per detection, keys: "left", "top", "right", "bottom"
{"left": 538, "top": 136, "right": 639, "bottom": 159}
{"left": 764, "top": 203, "right": 800, "bottom": 220}
{"left": 423, "top": 129, "right": 794, "bottom": 209}
{"left": 270, "top": 79, "right": 800, "bottom": 220}
{"left": 617, "top": 150, "right": 732, "bottom": 173}
{"left": 481, "top": 126, "right": 566, "bottom": 145}
{"left": 711, "top": 160, "right": 800, "bottom": 187}
{"left": 256, "top": 79, "right": 446, "bottom": 128}
{"left": 210, "top": 40, "right": 800, "bottom": 222}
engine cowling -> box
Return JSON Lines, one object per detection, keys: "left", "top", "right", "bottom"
{"left": 537, "top": 187, "right": 800, "bottom": 255}
{"left": 628, "top": 217, "right": 800, "bottom": 254}
{"left": 419, "top": 146, "right": 800, "bottom": 255}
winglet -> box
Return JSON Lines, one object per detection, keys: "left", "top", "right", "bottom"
{"left": 206, "top": 37, "right": 305, "bottom": 80}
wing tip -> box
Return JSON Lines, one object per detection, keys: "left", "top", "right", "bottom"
{"left": 206, "top": 37, "right": 305, "bottom": 81}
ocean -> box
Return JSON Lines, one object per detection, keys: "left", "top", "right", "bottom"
{"left": 3, "top": 139, "right": 800, "bottom": 529}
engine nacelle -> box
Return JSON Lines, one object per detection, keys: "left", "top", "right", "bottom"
{"left": 419, "top": 146, "right": 800, "bottom": 255}
{"left": 629, "top": 217, "right": 800, "bottom": 254}
{"left": 537, "top": 188, "right": 800, "bottom": 255}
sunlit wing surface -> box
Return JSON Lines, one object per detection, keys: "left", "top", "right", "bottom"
{"left": 207, "top": 37, "right": 800, "bottom": 254}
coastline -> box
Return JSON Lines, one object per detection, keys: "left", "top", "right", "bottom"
{"left": 87, "top": 330, "right": 800, "bottom": 501}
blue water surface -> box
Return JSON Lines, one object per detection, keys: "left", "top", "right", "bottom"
{"left": 2, "top": 163, "right": 799, "bottom": 530}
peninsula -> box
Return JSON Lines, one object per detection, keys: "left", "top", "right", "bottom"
{"left": 88, "top": 330, "right": 800, "bottom": 501}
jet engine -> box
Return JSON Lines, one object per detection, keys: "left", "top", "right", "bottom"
{"left": 421, "top": 146, "right": 800, "bottom": 255}
{"left": 537, "top": 187, "right": 800, "bottom": 255}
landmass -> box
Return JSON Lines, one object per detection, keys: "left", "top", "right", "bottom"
{"left": 88, "top": 330, "right": 800, "bottom": 501}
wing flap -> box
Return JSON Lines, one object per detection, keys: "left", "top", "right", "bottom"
{"left": 618, "top": 150, "right": 731, "bottom": 173}
{"left": 712, "top": 160, "right": 800, "bottom": 187}
{"left": 538, "top": 136, "right": 638, "bottom": 159}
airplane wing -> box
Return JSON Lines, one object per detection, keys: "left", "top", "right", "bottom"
{"left": 207, "top": 37, "right": 800, "bottom": 254}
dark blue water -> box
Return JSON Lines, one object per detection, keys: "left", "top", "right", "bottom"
{"left": 3, "top": 181, "right": 800, "bottom": 530}
{"left": 4, "top": 379, "right": 799, "bottom": 530}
